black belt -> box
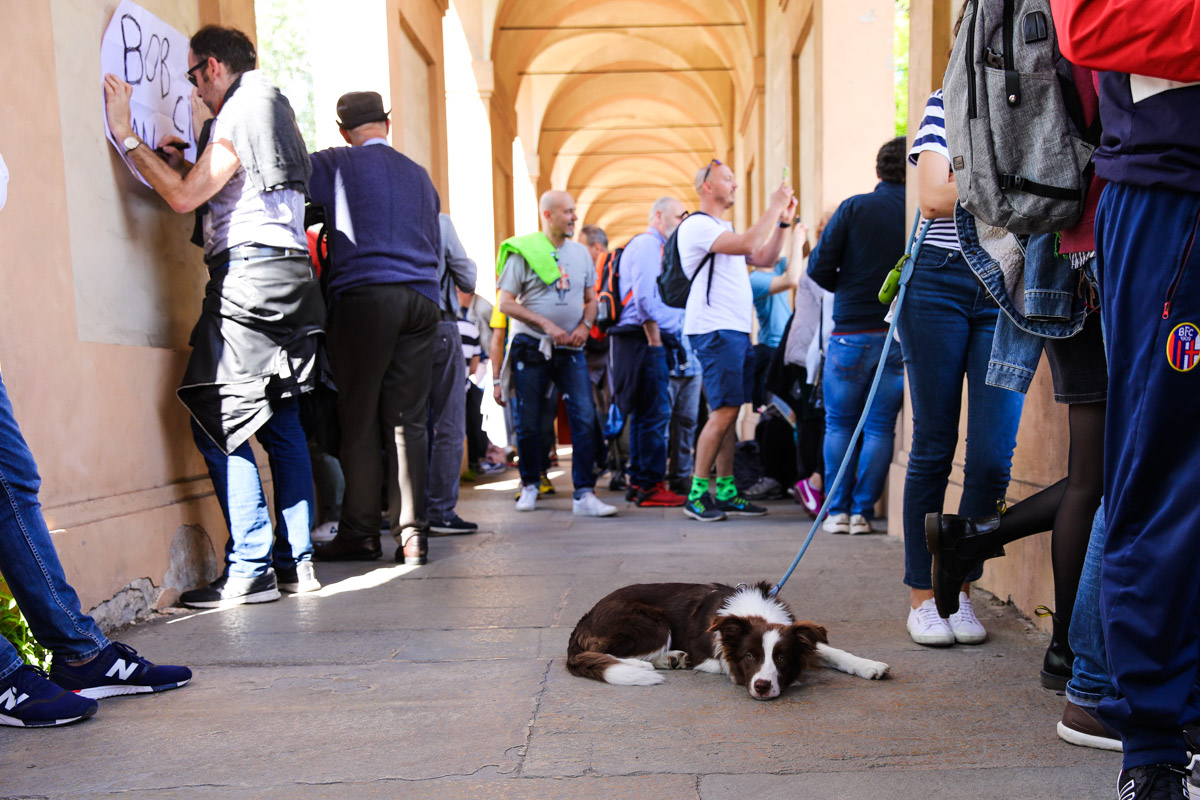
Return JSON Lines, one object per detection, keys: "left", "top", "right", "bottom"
{"left": 206, "top": 245, "right": 308, "bottom": 272}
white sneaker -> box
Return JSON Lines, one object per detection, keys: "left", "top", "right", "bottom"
{"left": 572, "top": 491, "right": 617, "bottom": 517}
{"left": 907, "top": 598, "right": 955, "bottom": 646}
{"left": 310, "top": 520, "right": 339, "bottom": 543}
{"left": 822, "top": 512, "right": 850, "bottom": 533}
{"left": 515, "top": 485, "right": 539, "bottom": 512}
{"left": 948, "top": 592, "right": 987, "bottom": 644}
{"left": 849, "top": 514, "right": 874, "bottom": 535}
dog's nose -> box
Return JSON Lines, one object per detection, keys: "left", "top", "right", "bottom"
{"left": 753, "top": 679, "right": 773, "bottom": 697}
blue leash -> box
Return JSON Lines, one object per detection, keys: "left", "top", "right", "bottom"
{"left": 769, "top": 212, "right": 929, "bottom": 598}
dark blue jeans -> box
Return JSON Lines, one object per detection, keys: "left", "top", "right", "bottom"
{"left": 0, "top": 372, "right": 109, "bottom": 680}
{"left": 627, "top": 345, "right": 671, "bottom": 488}
{"left": 191, "top": 397, "right": 315, "bottom": 579}
{"left": 510, "top": 335, "right": 597, "bottom": 497}
{"left": 897, "top": 245, "right": 1024, "bottom": 589}
{"left": 822, "top": 331, "right": 904, "bottom": 518}
{"left": 1066, "top": 501, "right": 1110, "bottom": 708}
{"left": 1096, "top": 182, "right": 1200, "bottom": 769}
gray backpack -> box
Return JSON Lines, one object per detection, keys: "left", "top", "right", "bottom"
{"left": 943, "top": 0, "right": 1099, "bottom": 234}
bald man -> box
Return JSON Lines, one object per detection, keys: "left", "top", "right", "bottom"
{"left": 496, "top": 191, "right": 617, "bottom": 517}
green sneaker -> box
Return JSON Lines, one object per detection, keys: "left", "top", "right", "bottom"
{"left": 715, "top": 494, "right": 768, "bottom": 517}
{"left": 683, "top": 493, "right": 727, "bottom": 522}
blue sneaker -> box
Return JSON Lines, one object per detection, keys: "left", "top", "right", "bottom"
{"left": 0, "top": 665, "right": 98, "bottom": 727}
{"left": 49, "top": 642, "right": 191, "bottom": 700}
{"left": 683, "top": 493, "right": 727, "bottom": 522}
{"left": 715, "top": 494, "right": 768, "bottom": 517}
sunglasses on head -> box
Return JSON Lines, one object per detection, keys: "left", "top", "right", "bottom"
{"left": 702, "top": 158, "right": 722, "bottom": 184}
{"left": 186, "top": 60, "right": 207, "bottom": 87}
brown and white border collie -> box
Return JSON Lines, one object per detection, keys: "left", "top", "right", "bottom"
{"left": 567, "top": 582, "right": 889, "bottom": 699}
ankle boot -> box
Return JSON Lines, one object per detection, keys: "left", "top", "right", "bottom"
{"left": 1037, "top": 606, "right": 1074, "bottom": 690}
{"left": 925, "top": 512, "right": 1007, "bottom": 618}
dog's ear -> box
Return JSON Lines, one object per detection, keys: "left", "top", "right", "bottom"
{"left": 792, "top": 621, "right": 828, "bottom": 647}
{"left": 708, "top": 615, "right": 750, "bottom": 640}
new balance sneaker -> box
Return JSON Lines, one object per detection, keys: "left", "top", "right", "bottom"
{"left": 744, "top": 476, "right": 784, "bottom": 501}
{"left": 635, "top": 483, "right": 686, "bottom": 507}
{"left": 849, "top": 514, "right": 875, "bottom": 535}
{"left": 429, "top": 515, "right": 480, "bottom": 536}
{"left": 515, "top": 485, "right": 539, "bottom": 512}
{"left": 310, "top": 520, "right": 339, "bottom": 544}
{"left": 683, "top": 493, "right": 727, "bottom": 522}
{"left": 948, "top": 592, "right": 987, "bottom": 644}
{"left": 715, "top": 494, "right": 768, "bottom": 517}
{"left": 907, "top": 598, "right": 955, "bottom": 646}
{"left": 822, "top": 512, "right": 851, "bottom": 534}
{"left": 0, "top": 665, "right": 97, "bottom": 727}
{"left": 277, "top": 561, "right": 321, "bottom": 594}
{"left": 1057, "top": 700, "right": 1122, "bottom": 752}
{"left": 572, "top": 491, "right": 617, "bottom": 517}
{"left": 179, "top": 571, "right": 281, "bottom": 608}
{"left": 1117, "top": 764, "right": 1188, "bottom": 800}
{"left": 50, "top": 642, "right": 191, "bottom": 700}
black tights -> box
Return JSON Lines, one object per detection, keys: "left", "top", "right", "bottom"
{"left": 960, "top": 401, "right": 1105, "bottom": 630}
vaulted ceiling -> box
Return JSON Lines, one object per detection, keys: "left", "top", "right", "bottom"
{"left": 491, "top": 0, "right": 759, "bottom": 245}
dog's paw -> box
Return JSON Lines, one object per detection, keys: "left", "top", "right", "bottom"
{"left": 666, "top": 650, "right": 690, "bottom": 670}
{"left": 857, "top": 660, "right": 890, "bottom": 680}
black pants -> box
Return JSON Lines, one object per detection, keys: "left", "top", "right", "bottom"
{"left": 465, "top": 383, "right": 488, "bottom": 464}
{"left": 328, "top": 284, "right": 438, "bottom": 543}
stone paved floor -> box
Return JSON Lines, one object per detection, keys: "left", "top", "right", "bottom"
{"left": 0, "top": 461, "right": 1118, "bottom": 799}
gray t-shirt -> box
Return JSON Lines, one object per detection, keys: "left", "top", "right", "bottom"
{"left": 202, "top": 115, "right": 306, "bottom": 259}
{"left": 496, "top": 238, "right": 595, "bottom": 340}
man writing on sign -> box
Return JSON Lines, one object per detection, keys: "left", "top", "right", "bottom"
{"left": 102, "top": 25, "right": 325, "bottom": 608}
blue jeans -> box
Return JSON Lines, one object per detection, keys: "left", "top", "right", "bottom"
{"left": 627, "top": 346, "right": 671, "bottom": 488}
{"left": 1066, "top": 501, "right": 1111, "bottom": 707}
{"left": 897, "top": 245, "right": 1024, "bottom": 589}
{"left": 822, "top": 332, "right": 904, "bottom": 518}
{"left": 510, "top": 335, "right": 597, "bottom": 497}
{"left": 191, "top": 397, "right": 314, "bottom": 579}
{"left": 0, "top": 372, "right": 109, "bottom": 681}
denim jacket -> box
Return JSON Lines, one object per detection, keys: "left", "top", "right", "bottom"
{"left": 955, "top": 204, "right": 1091, "bottom": 394}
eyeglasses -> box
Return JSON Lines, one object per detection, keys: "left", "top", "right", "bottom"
{"left": 186, "top": 60, "right": 207, "bottom": 87}
{"left": 701, "top": 158, "right": 722, "bottom": 184}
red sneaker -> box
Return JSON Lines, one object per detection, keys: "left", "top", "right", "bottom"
{"left": 636, "top": 482, "right": 687, "bottom": 507}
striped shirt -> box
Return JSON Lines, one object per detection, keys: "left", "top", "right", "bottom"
{"left": 458, "top": 309, "right": 482, "bottom": 367}
{"left": 907, "top": 90, "right": 961, "bottom": 251}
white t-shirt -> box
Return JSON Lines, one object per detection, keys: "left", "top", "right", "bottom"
{"left": 678, "top": 213, "right": 753, "bottom": 335}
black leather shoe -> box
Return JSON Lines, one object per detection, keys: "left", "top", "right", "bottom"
{"left": 314, "top": 534, "right": 382, "bottom": 561}
{"left": 925, "top": 512, "right": 1005, "bottom": 618}
{"left": 397, "top": 531, "right": 428, "bottom": 565}
{"left": 1037, "top": 606, "right": 1075, "bottom": 690}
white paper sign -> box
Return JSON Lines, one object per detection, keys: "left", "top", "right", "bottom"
{"left": 100, "top": 0, "right": 197, "bottom": 185}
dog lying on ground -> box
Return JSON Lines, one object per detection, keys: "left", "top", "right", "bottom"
{"left": 566, "top": 581, "right": 889, "bottom": 699}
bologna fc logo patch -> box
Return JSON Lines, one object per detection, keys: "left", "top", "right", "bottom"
{"left": 1167, "top": 322, "right": 1200, "bottom": 372}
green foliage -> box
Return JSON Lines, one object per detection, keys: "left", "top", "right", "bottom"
{"left": 894, "top": 0, "right": 911, "bottom": 138}
{"left": 0, "top": 577, "right": 51, "bottom": 671}
{"left": 255, "top": 0, "right": 317, "bottom": 151}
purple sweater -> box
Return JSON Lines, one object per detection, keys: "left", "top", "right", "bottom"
{"left": 308, "top": 141, "right": 441, "bottom": 304}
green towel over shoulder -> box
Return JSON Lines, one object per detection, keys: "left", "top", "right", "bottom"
{"left": 494, "top": 232, "right": 561, "bottom": 285}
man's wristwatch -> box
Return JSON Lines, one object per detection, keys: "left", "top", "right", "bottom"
{"left": 778, "top": 220, "right": 791, "bottom": 229}
{"left": 122, "top": 136, "right": 141, "bottom": 155}
{"left": 582, "top": 319, "right": 594, "bottom": 331}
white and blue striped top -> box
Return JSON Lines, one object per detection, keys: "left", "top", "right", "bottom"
{"left": 907, "top": 90, "right": 961, "bottom": 251}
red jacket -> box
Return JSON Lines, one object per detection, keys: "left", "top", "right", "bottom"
{"left": 1050, "top": 0, "right": 1200, "bottom": 82}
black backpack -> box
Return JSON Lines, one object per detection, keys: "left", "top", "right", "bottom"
{"left": 593, "top": 246, "right": 628, "bottom": 334}
{"left": 658, "top": 212, "right": 715, "bottom": 308}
